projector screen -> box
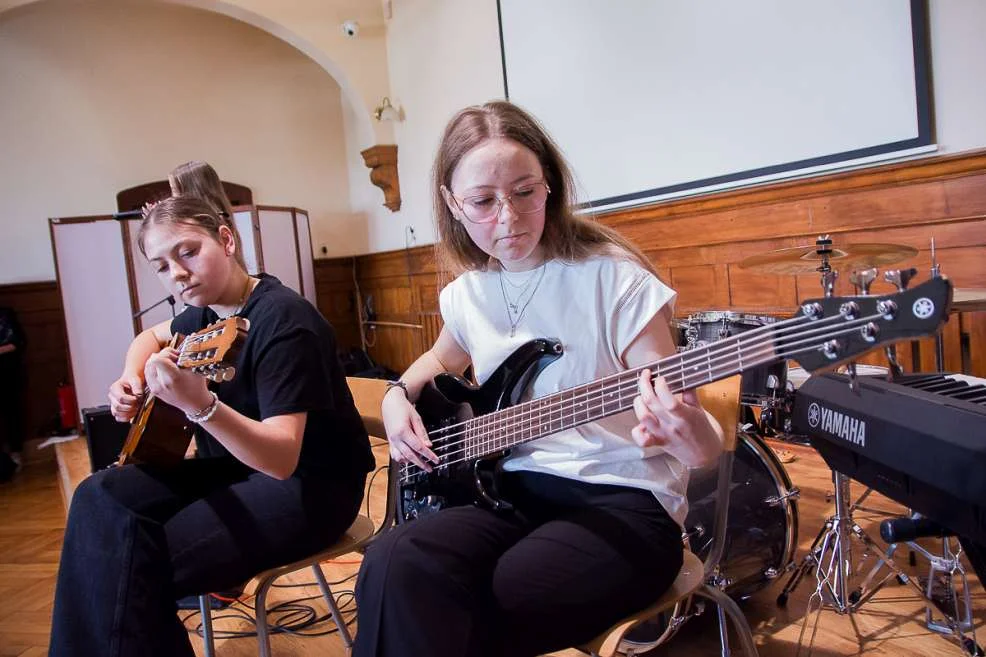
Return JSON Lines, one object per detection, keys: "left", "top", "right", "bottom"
{"left": 498, "top": 0, "right": 933, "bottom": 211}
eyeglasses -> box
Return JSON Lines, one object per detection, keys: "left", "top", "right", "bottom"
{"left": 444, "top": 181, "right": 551, "bottom": 224}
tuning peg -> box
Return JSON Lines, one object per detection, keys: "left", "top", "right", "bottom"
{"left": 849, "top": 268, "right": 878, "bottom": 295}
{"left": 221, "top": 367, "right": 236, "bottom": 382}
{"left": 884, "top": 267, "right": 918, "bottom": 292}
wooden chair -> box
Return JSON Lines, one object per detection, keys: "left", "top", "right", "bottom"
{"left": 198, "top": 377, "right": 390, "bottom": 657}
{"left": 580, "top": 376, "right": 760, "bottom": 657}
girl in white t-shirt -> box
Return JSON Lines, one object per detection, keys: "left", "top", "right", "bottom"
{"left": 353, "top": 101, "right": 723, "bottom": 657}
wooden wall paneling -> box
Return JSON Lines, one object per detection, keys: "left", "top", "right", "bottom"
{"left": 942, "top": 173, "right": 986, "bottom": 216}
{"left": 0, "top": 282, "right": 69, "bottom": 439}
{"left": 725, "top": 266, "right": 799, "bottom": 311}
{"left": 964, "top": 311, "right": 986, "bottom": 376}
{"left": 669, "top": 264, "right": 730, "bottom": 311}
{"left": 314, "top": 258, "right": 359, "bottom": 353}
{"left": 315, "top": 149, "right": 986, "bottom": 380}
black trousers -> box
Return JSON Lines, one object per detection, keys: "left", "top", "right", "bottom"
{"left": 49, "top": 458, "right": 366, "bottom": 657}
{"left": 353, "top": 470, "right": 684, "bottom": 657}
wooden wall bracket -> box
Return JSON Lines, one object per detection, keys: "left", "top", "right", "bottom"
{"left": 361, "top": 144, "right": 401, "bottom": 212}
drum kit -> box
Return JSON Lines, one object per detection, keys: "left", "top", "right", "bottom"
{"left": 636, "top": 235, "right": 986, "bottom": 652}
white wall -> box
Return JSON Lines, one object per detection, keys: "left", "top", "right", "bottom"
{"left": 375, "top": 0, "right": 505, "bottom": 250}
{"left": 3, "top": 0, "right": 984, "bottom": 279}
{"left": 927, "top": 0, "right": 986, "bottom": 154}
{"left": 380, "top": 0, "right": 986, "bottom": 249}
{"left": 0, "top": 0, "right": 362, "bottom": 284}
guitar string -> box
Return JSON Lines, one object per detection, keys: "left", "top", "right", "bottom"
{"left": 417, "top": 312, "right": 819, "bottom": 452}
{"left": 399, "top": 310, "right": 892, "bottom": 479}
{"left": 401, "top": 320, "right": 881, "bottom": 481}
{"left": 419, "top": 314, "right": 877, "bottom": 463}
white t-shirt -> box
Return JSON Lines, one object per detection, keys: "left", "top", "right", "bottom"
{"left": 438, "top": 254, "right": 690, "bottom": 526}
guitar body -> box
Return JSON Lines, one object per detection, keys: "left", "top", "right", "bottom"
{"left": 114, "top": 317, "right": 248, "bottom": 467}
{"left": 117, "top": 396, "right": 193, "bottom": 466}
{"left": 398, "top": 337, "right": 564, "bottom": 522}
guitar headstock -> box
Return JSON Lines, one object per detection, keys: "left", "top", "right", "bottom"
{"left": 177, "top": 317, "right": 249, "bottom": 382}
{"left": 788, "top": 276, "right": 952, "bottom": 373}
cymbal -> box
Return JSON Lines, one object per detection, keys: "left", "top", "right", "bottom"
{"left": 738, "top": 243, "right": 918, "bottom": 275}
{"left": 952, "top": 288, "right": 986, "bottom": 313}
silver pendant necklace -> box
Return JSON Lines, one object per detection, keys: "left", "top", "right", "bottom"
{"left": 498, "top": 262, "right": 547, "bottom": 337}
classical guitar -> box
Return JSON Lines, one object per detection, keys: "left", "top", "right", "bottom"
{"left": 396, "top": 276, "right": 953, "bottom": 522}
{"left": 116, "top": 317, "right": 249, "bottom": 466}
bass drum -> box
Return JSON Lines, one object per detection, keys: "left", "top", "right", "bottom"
{"left": 620, "top": 431, "right": 799, "bottom": 651}
{"left": 685, "top": 430, "right": 799, "bottom": 599}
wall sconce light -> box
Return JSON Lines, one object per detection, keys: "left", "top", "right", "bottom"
{"left": 373, "top": 97, "right": 404, "bottom": 122}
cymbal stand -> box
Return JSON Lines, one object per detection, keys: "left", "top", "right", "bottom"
{"left": 931, "top": 237, "right": 946, "bottom": 372}
{"left": 777, "top": 240, "right": 919, "bottom": 655}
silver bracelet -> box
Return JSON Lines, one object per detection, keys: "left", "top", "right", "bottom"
{"left": 185, "top": 391, "right": 220, "bottom": 423}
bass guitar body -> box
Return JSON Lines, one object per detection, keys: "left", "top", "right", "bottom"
{"left": 397, "top": 337, "right": 563, "bottom": 522}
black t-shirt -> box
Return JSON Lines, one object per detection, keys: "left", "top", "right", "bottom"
{"left": 171, "top": 274, "right": 374, "bottom": 478}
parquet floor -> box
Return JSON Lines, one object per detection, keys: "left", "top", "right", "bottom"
{"left": 0, "top": 436, "right": 982, "bottom": 656}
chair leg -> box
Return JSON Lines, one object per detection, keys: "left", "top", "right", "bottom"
{"left": 254, "top": 576, "right": 277, "bottom": 657}
{"left": 696, "top": 585, "right": 760, "bottom": 657}
{"left": 198, "top": 594, "right": 216, "bottom": 657}
{"left": 312, "top": 564, "right": 354, "bottom": 648}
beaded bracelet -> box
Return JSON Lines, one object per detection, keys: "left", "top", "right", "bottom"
{"left": 186, "top": 391, "right": 220, "bottom": 424}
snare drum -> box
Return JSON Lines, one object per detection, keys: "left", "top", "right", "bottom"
{"left": 679, "top": 311, "right": 788, "bottom": 405}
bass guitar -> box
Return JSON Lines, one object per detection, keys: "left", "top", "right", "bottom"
{"left": 397, "top": 276, "right": 952, "bottom": 522}
{"left": 116, "top": 317, "right": 248, "bottom": 466}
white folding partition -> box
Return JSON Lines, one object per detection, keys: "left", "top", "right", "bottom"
{"left": 50, "top": 217, "right": 136, "bottom": 414}
{"left": 255, "top": 206, "right": 316, "bottom": 302}
{"left": 232, "top": 207, "right": 263, "bottom": 275}
{"left": 124, "top": 218, "right": 184, "bottom": 333}
{"left": 50, "top": 205, "right": 316, "bottom": 424}
{"left": 295, "top": 211, "right": 316, "bottom": 306}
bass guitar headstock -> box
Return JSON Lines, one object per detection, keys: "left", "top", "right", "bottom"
{"left": 176, "top": 317, "right": 249, "bottom": 382}
{"left": 789, "top": 275, "right": 952, "bottom": 373}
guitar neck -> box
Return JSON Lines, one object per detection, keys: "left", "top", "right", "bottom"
{"left": 399, "top": 276, "right": 953, "bottom": 486}
{"left": 462, "top": 320, "right": 787, "bottom": 456}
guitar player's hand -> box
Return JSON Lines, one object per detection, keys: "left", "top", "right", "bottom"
{"left": 382, "top": 388, "right": 438, "bottom": 472}
{"left": 631, "top": 368, "right": 723, "bottom": 468}
{"left": 108, "top": 372, "right": 145, "bottom": 422}
{"left": 144, "top": 348, "right": 212, "bottom": 416}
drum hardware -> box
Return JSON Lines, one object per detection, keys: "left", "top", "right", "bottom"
{"left": 737, "top": 236, "right": 918, "bottom": 276}
{"left": 851, "top": 518, "right": 983, "bottom": 656}
{"left": 932, "top": 238, "right": 946, "bottom": 372}
{"left": 621, "top": 429, "right": 799, "bottom": 652}
{"left": 773, "top": 239, "right": 925, "bottom": 655}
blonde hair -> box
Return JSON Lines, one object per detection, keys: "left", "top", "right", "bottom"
{"left": 168, "top": 161, "right": 245, "bottom": 268}
{"left": 137, "top": 195, "right": 245, "bottom": 275}
{"left": 432, "top": 101, "right": 656, "bottom": 276}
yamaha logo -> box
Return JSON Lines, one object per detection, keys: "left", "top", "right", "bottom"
{"left": 808, "top": 403, "right": 866, "bottom": 447}
{"left": 912, "top": 297, "right": 935, "bottom": 319}
{"left": 808, "top": 402, "right": 821, "bottom": 428}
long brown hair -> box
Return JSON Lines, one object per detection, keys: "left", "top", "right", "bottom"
{"left": 432, "top": 101, "right": 656, "bottom": 276}
{"left": 137, "top": 195, "right": 246, "bottom": 276}
{"left": 168, "top": 161, "right": 245, "bottom": 268}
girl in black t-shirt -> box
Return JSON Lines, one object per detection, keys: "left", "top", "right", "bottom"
{"left": 49, "top": 195, "right": 372, "bottom": 657}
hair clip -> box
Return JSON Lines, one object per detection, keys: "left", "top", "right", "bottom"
{"left": 141, "top": 200, "right": 160, "bottom": 219}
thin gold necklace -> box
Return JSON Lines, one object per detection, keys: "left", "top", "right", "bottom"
{"left": 219, "top": 275, "right": 254, "bottom": 319}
